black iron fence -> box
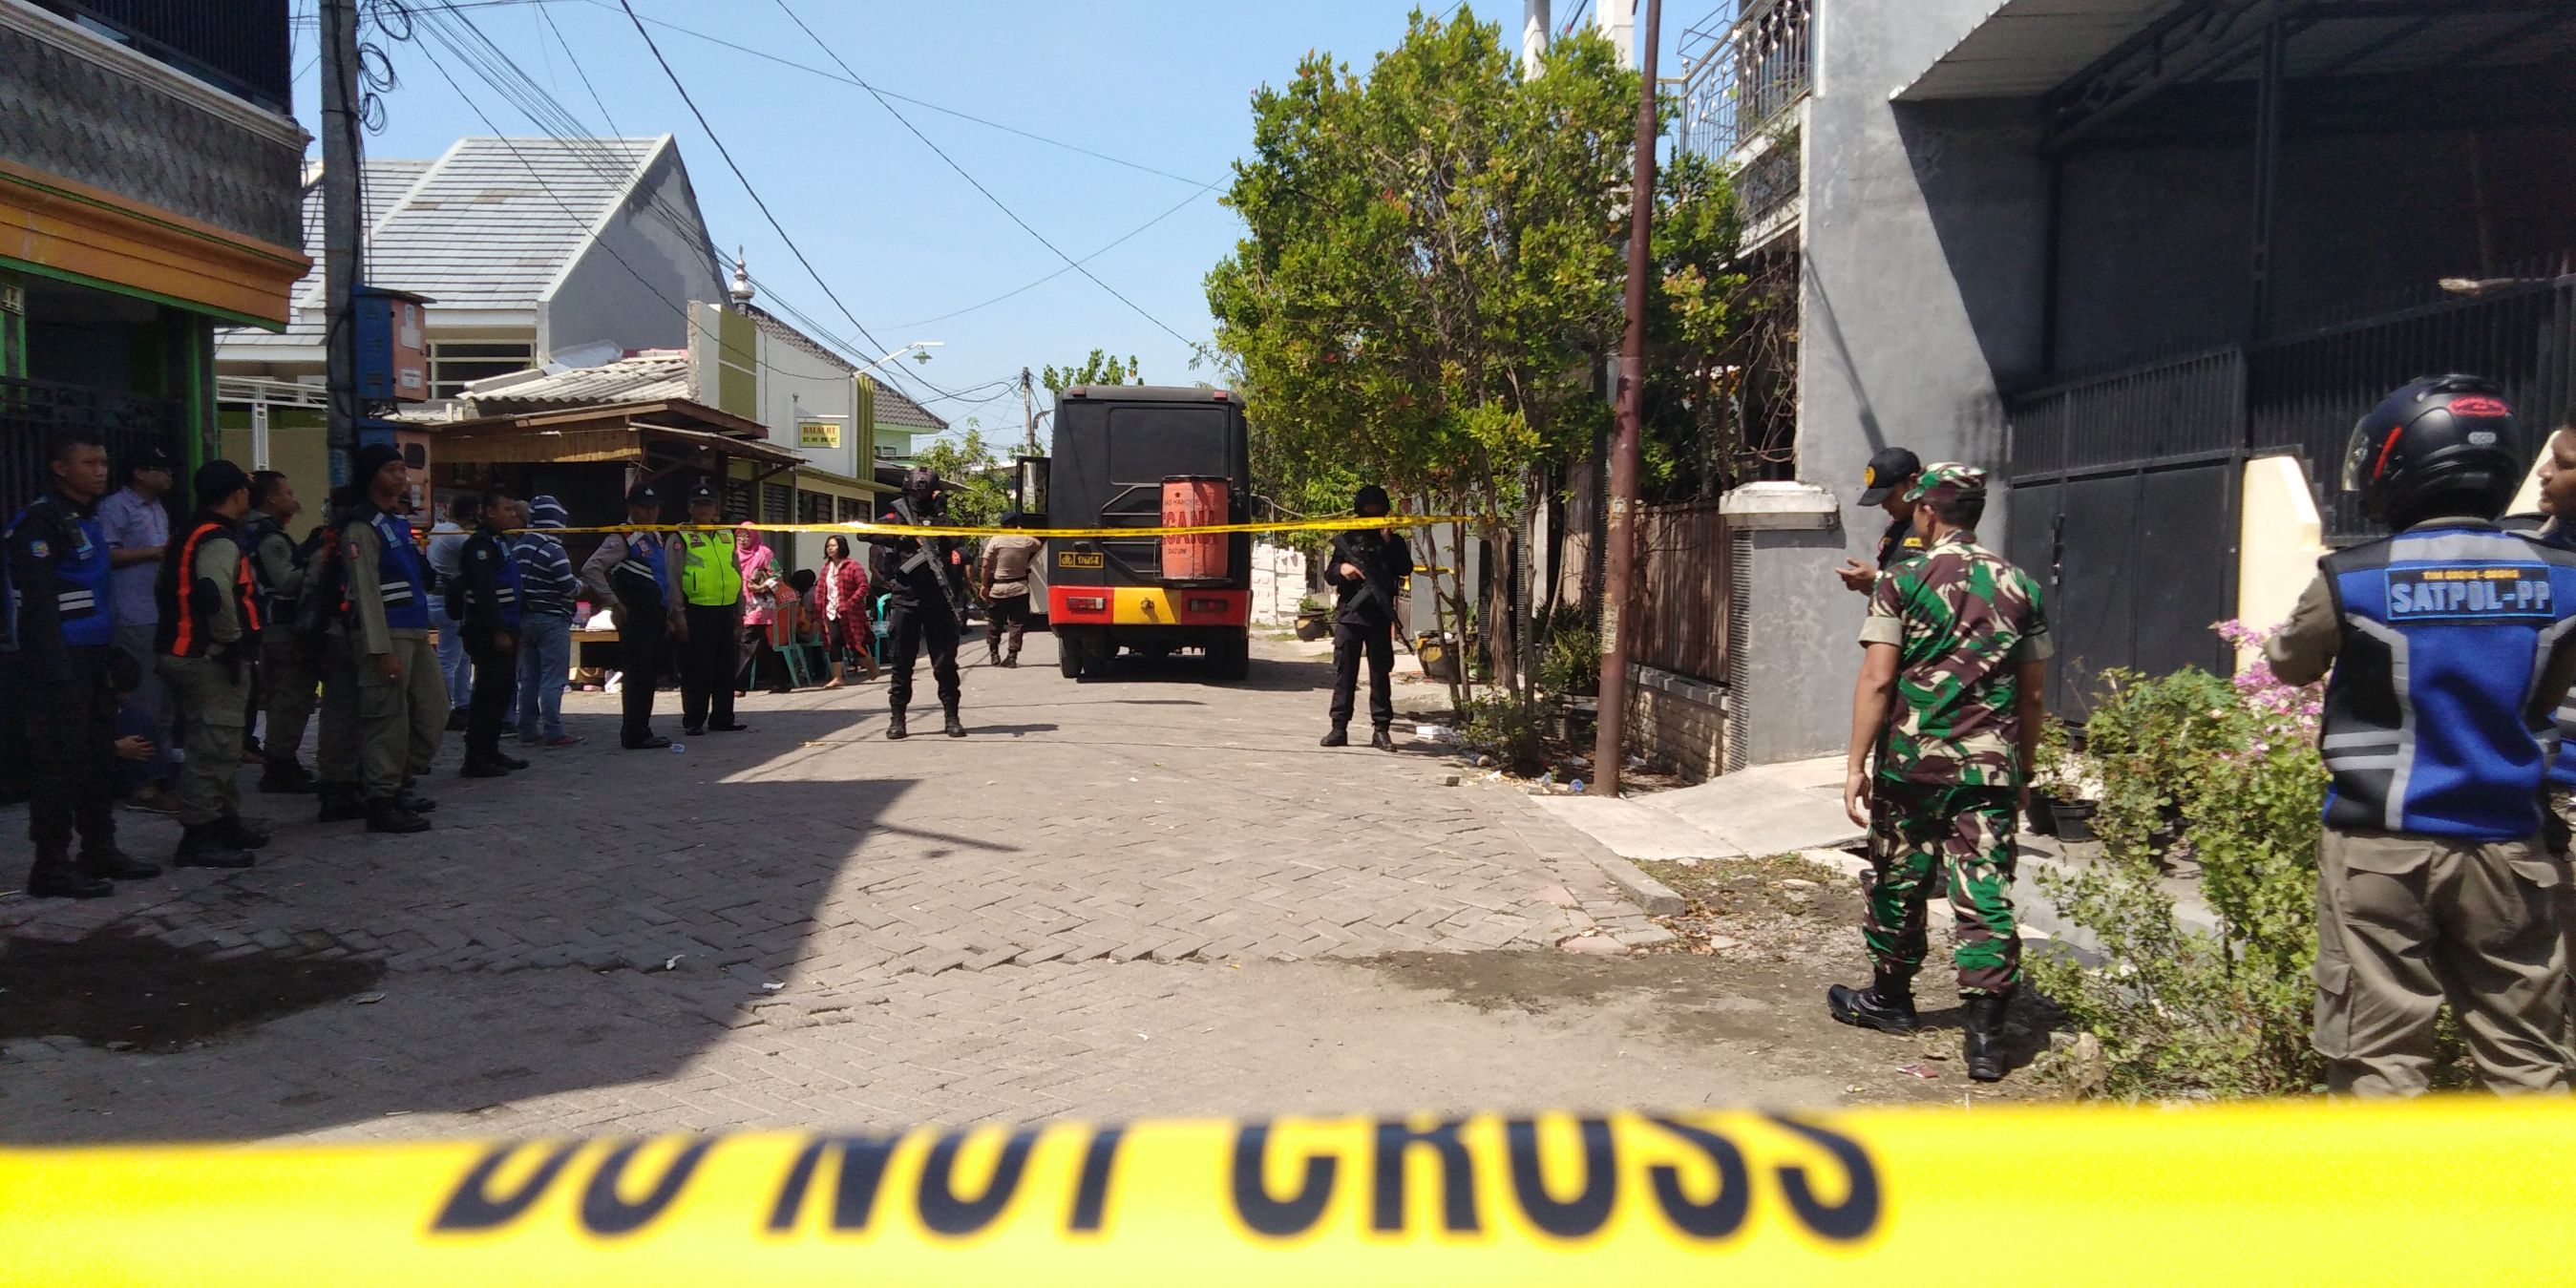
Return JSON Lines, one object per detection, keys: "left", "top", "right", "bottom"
{"left": 2005, "top": 272, "right": 2576, "bottom": 710}
{"left": 2250, "top": 276, "right": 2576, "bottom": 540}
{"left": 1, "top": 375, "right": 188, "bottom": 516}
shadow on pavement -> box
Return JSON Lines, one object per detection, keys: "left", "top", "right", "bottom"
{"left": 0, "top": 701, "right": 989, "bottom": 1143}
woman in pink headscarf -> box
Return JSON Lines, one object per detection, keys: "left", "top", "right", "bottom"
{"left": 734, "top": 525, "right": 791, "bottom": 695}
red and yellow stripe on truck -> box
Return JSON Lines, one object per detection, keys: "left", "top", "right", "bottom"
{"left": 1048, "top": 586, "right": 1249, "bottom": 627}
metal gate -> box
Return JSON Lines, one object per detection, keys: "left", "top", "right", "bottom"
{"left": 2005, "top": 271, "right": 2576, "bottom": 715}
{"left": 2005, "top": 350, "right": 2245, "bottom": 717}
{"left": 2, "top": 376, "right": 188, "bottom": 517}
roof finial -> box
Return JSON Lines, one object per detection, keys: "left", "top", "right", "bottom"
{"left": 728, "top": 245, "right": 755, "bottom": 305}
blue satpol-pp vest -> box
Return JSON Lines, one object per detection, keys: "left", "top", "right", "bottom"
{"left": 364, "top": 509, "right": 433, "bottom": 631}
{"left": 2318, "top": 523, "right": 2576, "bottom": 840}
{"left": 2, "top": 498, "right": 115, "bottom": 651}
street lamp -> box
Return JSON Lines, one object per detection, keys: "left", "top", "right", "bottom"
{"left": 856, "top": 341, "right": 943, "bottom": 377}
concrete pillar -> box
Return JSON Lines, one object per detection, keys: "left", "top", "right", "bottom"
{"left": 1523, "top": 0, "right": 1551, "bottom": 77}
{"left": 1595, "top": 0, "right": 1636, "bottom": 70}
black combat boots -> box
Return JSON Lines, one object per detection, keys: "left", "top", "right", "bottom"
{"left": 886, "top": 709, "right": 909, "bottom": 740}
{"left": 258, "top": 759, "right": 318, "bottom": 794}
{"left": 1963, "top": 991, "right": 2014, "bottom": 1082}
{"left": 316, "top": 783, "right": 369, "bottom": 822}
{"left": 1320, "top": 726, "right": 1349, "bottom": 748}
{"left": 1826, "top": 971, "right": 1920, "bottom": 1035}
{"left": 1369, "top": 728, "right": 1397, "bottom": 751}
{"left": 943, "top": 707, "right": 965, "bottom": 738}
{"left": 211, "top": 815, "right": 270, "bottom": 850}
{"left": 27, "top": 856, "right": 114, "bottom": 899}
{"left": 173, "top": 825, "right": 256, "bottom": 870}
{"left": 366, "top": 795, "right": 431, "bottom": 834}
{"left": 79, "top": 847, "right": 162, "bottom": 880}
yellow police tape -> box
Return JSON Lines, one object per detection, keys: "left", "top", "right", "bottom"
{"left": 526, "top": 515, "right": 1485, "bottom": 541}
{"left": 1, "top": 1099, "right": 2565, "bottom": 1283}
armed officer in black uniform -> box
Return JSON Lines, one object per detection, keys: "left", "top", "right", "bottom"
{"left": 1320, "top": 483, "right": 1412, "bottom": 751}
{"left": 875, "top": 467, "right": 967, "bottom": 740}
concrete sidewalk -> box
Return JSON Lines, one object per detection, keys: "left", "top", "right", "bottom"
{"left": 1533, "top": 755, "right": 2220, "bottom": 956}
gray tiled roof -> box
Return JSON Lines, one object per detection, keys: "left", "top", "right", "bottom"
{"left": 738, "top": 303, "right": 948, "bottom": 433}
{"left": 462, "top": 349, "right": 691, "bottom": 411}
{"left": 222, "top": 137, "right": 682, "bottom": 348}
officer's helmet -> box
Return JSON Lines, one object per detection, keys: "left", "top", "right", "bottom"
{"left": 2341, "top": 374, "right": 2526, "bottom": 525}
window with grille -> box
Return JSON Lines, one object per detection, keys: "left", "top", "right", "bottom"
{"left": 429, "top": 341, "right": 536, "bottom": 398}
{"left": 798, "top": 491, "right": 832, "bottom": 524}
{"left": 762, "top": 483, "right": 792, "bottom": 523}
{"left": 721, "top": 479, "right": 752, "bottom": 523}
{"left": 839, "top": 496, "right": 870, "bottom": 523}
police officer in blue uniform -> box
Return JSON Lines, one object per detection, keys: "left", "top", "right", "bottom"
{"left": 4, "top": 430, "right": 161, "bottom": 897}
{"left": 581, "top": 481, "right": 675, "bottom": 750}
{"left": 2267, "top": 375, "right": 2576, "bottom": 1095}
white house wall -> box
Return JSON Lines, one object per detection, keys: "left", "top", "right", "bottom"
{"left": 541, "top": 152, "right": 724, "bottom": 360}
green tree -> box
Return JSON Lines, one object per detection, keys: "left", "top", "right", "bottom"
{"left": 1041, "top": 350, "right": 1142, "bottom": 395}
{"left": 912, "top": 421, "right": 1011, "bottom": 533}
{"left": 1205, "top": 11, "right": 1740, "bottom": 704}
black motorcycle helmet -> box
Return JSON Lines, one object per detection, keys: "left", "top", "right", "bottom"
{"left": 1353, "top": 483, "right": 1391, "bottom": 517}
{"left": 2342, "top": 374, "right": 2526, "bottom": 528}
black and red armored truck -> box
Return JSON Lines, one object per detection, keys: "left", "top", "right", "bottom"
{"left": 1019, "top": 385, "right": 1254, "bottom": 681}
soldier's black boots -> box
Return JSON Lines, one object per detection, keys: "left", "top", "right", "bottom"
{"left": 943, "top": 708, "right": 965, "bottom": 738}
{"left": 173, "top": 825, "right": 256, "bottom": 870}
{"left": 366, "top": 796, "right": 432, "bottom": 834}
{"left": 211, "top": 816, "right": 270, "bottom": 851}
{"left": 398, "top": 780, "right": 438, "bottom": 813}
{"left": 1370, "top": 728, "right": 1397, "bottom": 752}
{"left": 459, "top": 755, "right": 511, "bottom": 779}
{"left": 259, "top": 760, "right": 319, "bottom": 794}
{"left": 1963, "top": 992, "right": 2013, "bottom": 1082}
{"left": 80, "top": 847, "right": 162, "bottom": 880}
{"left": 1826, "top": 974, "right": 1920, "bottom": 1035}
{"left": 887, "top": 710, "right": 909, "bottom": 740}
{"left": 1320, "top": 726, "right": 1349, "bottom": 748}
{"left": 316, "top": 783, "right": 369, "bottom": 822}
{"left": 27, "top": 858, "right": 114, "bottom": 899}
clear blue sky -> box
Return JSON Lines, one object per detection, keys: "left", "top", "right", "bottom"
{"left": 286, "top": 0, "right": 1699, "bottom": 440}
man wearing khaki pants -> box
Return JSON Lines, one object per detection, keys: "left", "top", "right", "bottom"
{"left": 339, "top": 443, "right": 441, "bottom": 834}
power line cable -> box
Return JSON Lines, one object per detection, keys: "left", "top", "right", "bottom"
{"left": 899, "top": 178, "right": 1222, "bottom": 328}
{"left": 612, "top": 0, "right": 976, "bottom": 402}
{"left": 579, "top": 0, "right": 1212, "bottom": 188}
{"left": 765, "top": 0, "right": 1229, "bottom": 371}
{"left": 401, "top": 1, "right": 962, "bottom": 408}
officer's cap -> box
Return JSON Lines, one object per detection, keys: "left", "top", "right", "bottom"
{"left": 193, "top": 459, "right": 251, "bottom": 509}
{"left": 1859, "top": 447, "right": 1923, "bottom": 506}
{"left": 687, "top": 480, "right": 719, "bottom": 503}
{"left": 625, "top": 481, "right": 662, "bottom": 506}
{"left": 1903, "top": 463, "right": 1989, "bottom": 505}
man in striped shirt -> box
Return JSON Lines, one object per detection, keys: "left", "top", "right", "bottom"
{"left": 512, "top": 495, "right": 583, "bottom": 749}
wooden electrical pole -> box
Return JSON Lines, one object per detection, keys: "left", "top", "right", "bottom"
{"left": 320, "top": 0, "right": 361, "bottom": 486}
{"left": 1591, "top": 0, "right": 1659, "bottom": 797}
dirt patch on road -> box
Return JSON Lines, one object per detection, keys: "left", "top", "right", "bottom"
{"left": 0, "top": 932, "right": 384, "bottom": 1054}
{"left": 1361, "top": 943, "right": 2052, "bottom": 1104}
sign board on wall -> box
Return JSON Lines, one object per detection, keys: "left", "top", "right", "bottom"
{"left": 797, "top": 418, "right": 843, "bottom": 449}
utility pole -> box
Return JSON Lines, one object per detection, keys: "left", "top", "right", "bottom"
{"left": 1021, "top": 366, "right": 1037, "bottom": 455}
{"left": 1592, "top": 0, "right": 1659, "bottom": 798}
{"left": 1522, "top": 0, "right": 1550, "bottom": 76}
{"left": 320, "top": 0, "right": 361, "bottom": 486}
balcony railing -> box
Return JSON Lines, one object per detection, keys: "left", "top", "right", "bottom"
{"left": 28, "top": 0, "right": 291, "bottom": 113}
{"left": 1676, "top": 0, "right": 1814, "bottom": 159}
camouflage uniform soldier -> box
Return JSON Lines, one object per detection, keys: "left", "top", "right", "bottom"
{"left": 1828, "top": 463, "right": 2051, "bottom": 1082}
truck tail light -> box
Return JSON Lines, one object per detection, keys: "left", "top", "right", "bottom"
{"left": 1068, "top": 596, "right": 1109, "bottom": 612}
{"left": 1186, "top": 598, "right": 1229, "bottom": 614}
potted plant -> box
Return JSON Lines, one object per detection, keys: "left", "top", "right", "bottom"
{"left": 1294, "top": 595, "right": 1332, "bottom": 642}
{"left": 2029, "top": 716, "right": 2101, "bottom": 840}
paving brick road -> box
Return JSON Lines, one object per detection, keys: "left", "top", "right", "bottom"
{"left": 1, "top": 635, "right": 1958, "bottom": 1144}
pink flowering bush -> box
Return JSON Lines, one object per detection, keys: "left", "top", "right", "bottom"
{"left": 2032, "top": 620, "right": 2330, "bottom": 1097}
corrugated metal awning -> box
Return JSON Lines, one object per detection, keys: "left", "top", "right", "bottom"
{"left": 1896, "top": 0, "right": 2186, "bottom": 102}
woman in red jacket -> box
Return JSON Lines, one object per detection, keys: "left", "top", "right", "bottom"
{"left": 816, "top": 534, "right": 877, "bottom": 686}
